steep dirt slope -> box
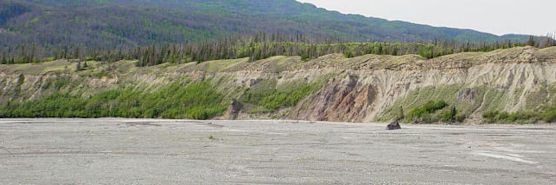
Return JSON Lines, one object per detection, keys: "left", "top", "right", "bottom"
{"left": 1, "top": 46, "right": 555, "bottom": 123}
{"left": 293, "top": 47, "right": 556, "bottom": 122}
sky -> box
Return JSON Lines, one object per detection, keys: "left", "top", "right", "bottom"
{"left": 297, "top": 0, "right": 555, "bottom": 36}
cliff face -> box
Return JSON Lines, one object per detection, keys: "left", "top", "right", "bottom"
{"left": 291, "top": 47, "right": 556, "bottom": 122}
{"left": 1, "top": 46, "right": 556, "bottom": 123}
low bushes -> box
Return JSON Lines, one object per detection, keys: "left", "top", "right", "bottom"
{"left": 0, "top": 81, "right": 227, "bottom": 120}
{"left": 406, "top": 100, "right": 465, "bottom": 123}
{"left": 407, "top": 100, "right": 448, "bottom": 119}
{"left": 483, "top": 104, "right": 556, "bottom": 124}
{"left": 482, "top": 111, "right": 538, "bottom": 123}
{"left": 540, "top": 105, "right": 556, "bottom": 123}
{"left": 241, "top": 80, "right": 319, "bottom": 112}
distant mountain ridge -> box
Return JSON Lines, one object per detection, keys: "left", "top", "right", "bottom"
{"left": 0, "top": 0, "right": 530, "bottom": 50}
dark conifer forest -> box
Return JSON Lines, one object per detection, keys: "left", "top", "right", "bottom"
{"left": 1, "top": 0, "right": 554, "bottom": 65}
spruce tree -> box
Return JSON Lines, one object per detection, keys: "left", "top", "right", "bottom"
{"left": 75, "top": 61, "right": 82, "bottom": 72}
{"left": 527, "top": 36, "right": 536, "bottom": 47}
{"left": 0, "top": 55, "right": 6, "bottom": 64}
{"left": 450, "top": 106, "right": 457, "bottom": 123}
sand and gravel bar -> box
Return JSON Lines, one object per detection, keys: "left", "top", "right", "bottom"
{"left": 1, "top": 118, "right": 555, "bottom": 184}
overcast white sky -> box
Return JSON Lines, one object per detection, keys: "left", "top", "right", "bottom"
{"left": 297, "top": 0, "right": 555, "bottom": 36}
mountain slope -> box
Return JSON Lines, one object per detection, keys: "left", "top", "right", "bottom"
{"left": 0, "top": 0, "right": 529, "bottom": 50}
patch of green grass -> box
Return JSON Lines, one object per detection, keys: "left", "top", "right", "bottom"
{"left": 379, "top": 85, "right": 529, "bottom": 123}
{"left": 541, "top": 105, "right": 556, "bottom": 123}
{"left": 240, "top": 79, "right": 320, "bottom": 112}
{"left": 0, "top": 81, "right": 227, "bottom": 120}
{"left": 51, "top": 76, "right": 71, "bottom": 90}
{"left": 380, "top": 85, "right": 460, "bottom": 120}
{"left": 479, "top": 84, "right": 556, "bottom": 124}
{"left": 380, "top": 84, "right": 475, "bottom": 123}
{"left": 482, "top": 111, "right": 539, "bottom": 124}
{"left": 483, "top": 104, "right": 556, "bottom": 124}
{"left": 408, "top": 100, "right": 448, "bottom": 117}
{"left": 260, "top": 84, "right": 317, "bottom": 110}
{"left": 92, "top": 70, "right": 110, "bottom": 78}
{"left": 406, "top": 100, "right": 450, "bottom": 123}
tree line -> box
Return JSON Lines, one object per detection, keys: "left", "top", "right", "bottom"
{"left": 1, "top": 33, "right": 555, "bottom": 66}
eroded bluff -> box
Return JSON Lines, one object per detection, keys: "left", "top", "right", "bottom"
{"left": 1, "top": 46, "right": 556, "bottom": 123}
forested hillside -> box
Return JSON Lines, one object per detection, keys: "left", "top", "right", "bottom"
{"left": 0, "top": 0, "right": 531, "bottom": 56}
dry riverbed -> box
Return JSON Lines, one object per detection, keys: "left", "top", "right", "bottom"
{"left": 0, "top": 118, "right": 555, "bottom": 184}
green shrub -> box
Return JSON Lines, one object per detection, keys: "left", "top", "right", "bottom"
{"left": 482, "top": 111, "right": 539, "bottom": 123}
{"left": 407, "top": 100, "right": 448, "bottom": 122}
{"left": 540, "top": 105, "right": 556, "bottom": 123}
{"left": 438, "top": 106, "right": 457, "bottom": 122}
{"left": 455, "top": 114, "right": 467, "bottom": 123}
{"left": 0, "top": 81, "right": 227, "bottom": 120}
{"left": 403, "top": 100, "right": 466, "bottom": 123}
{"left": 423, "top": 100, "right": 449, "bottom": 113}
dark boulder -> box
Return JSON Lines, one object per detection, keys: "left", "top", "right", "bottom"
{"left": 387, "top": 120, "right": 401, "bottom": 130}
